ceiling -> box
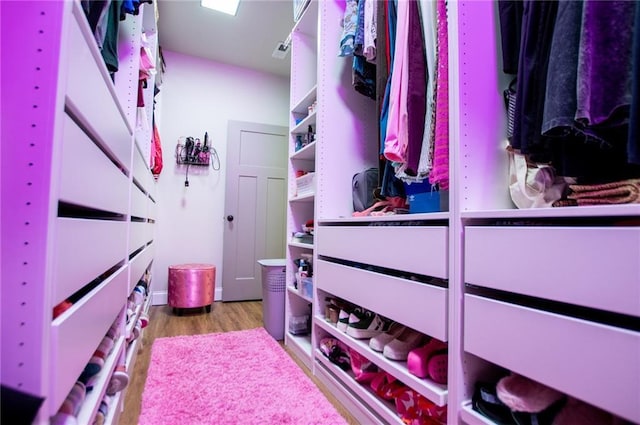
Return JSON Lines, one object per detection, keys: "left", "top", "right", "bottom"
{"left": 157, "top": 0, "right": 295, "bottom": 77}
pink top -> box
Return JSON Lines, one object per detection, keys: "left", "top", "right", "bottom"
{"left": 429, "top": 0, "right": 449, "bottom": 190}
{"left": 384, "top": 0, "right": 409, "bottom": 164}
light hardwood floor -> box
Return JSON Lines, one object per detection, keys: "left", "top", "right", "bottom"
{"left": 118, "top": 301, "right": 358, "bottom": 424}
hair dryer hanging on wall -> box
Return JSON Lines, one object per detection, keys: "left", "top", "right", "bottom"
{"left": 176, "top": 134, "right": 210, "bottom": 166}
{"left": 176, "top": 132, "right": 221, "bottom": 187}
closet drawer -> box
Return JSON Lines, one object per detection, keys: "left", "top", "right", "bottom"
{"left": 66, "top": 9, "right": 132, "bottom": 170}
{"left": 316, "top": 260, "right": 447, "bottom": 340}
{"left": 147, "top": 197, "right": 157, "bottom": 221}
{"left": 53, "top": 218, "right": 127, "bottom": 305}
{"left": 59, "top": 115, "right": 129, "bottom": 215}
{"left": 130, "top": 184, "right": 149, "bottom": 219}
{"left": 132, "top": 144, "right": 152, "bottom": 194}
{"left": 50, "top": 264, "right": 128, "bottom": 414}
{"left": 317, "top": 225, "right": 448, "bottom": 279}
{"left": 129, "top": 221, "right": 153, "bottom": 253}
{"left": 130, "top": 244, "right": 153, "bottom": 292}
{"left": 464, "top": 294, "right": 640, "bottom": 423}
{"left": 465, "top": 226, "right": 640, "bottom": 317}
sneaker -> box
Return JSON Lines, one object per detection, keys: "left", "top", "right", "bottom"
{"left": 383, "top": 327, "right": 427, "bottom": 361}
{"left": 346, "top": 310, "right": 389, "bottom": 339}
{"left": 337, "top": 307, "right": 356, "bottom": 332}
{"left": 369, "top": 321, "right": 405, "bottom": 352}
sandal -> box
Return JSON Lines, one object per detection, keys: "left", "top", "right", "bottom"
{"left": 472, "top": 381, "right": 517, "bottom": 425}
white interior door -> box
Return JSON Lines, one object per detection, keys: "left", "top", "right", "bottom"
{"left": 222, "top": 121, "right": 287, "bottom": 301}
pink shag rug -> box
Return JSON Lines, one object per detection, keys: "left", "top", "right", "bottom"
{"left": 139, "top": 327, "right": 348, "bottom": 425}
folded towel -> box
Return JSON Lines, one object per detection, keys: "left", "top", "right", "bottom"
{"left": 567, "top": 179, "right": 640, "bottom": 205}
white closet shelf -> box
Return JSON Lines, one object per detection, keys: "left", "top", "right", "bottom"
{"left": 290, "top": 140, "right": 316, "bottom": 160}
{"left": 289, "top": 193, "right": 315, "bottom": 202}
{"left": 291, "top": 0, "right": 318, "bottom": 37}
{"left": 460, "top": 204, "right": 640, "bottom": 219}
{"left": 318, "top": 212, "right": 450, "bottom": 223}
{"left": 459, "top": 401, "right": 495, "bottom": 425}
{"left": 315, "top": 317, "right": 448, "bottom": 406}
{"left": 125, "top": 332, "right": 142, "bottom": 374}
{"left": 291, "top": 85, "right": 318, "bottom": 115}
{"left": 285, "top": 333, "right": 313, "bottom": 368}
{"left": 103, "top": 391, "right": 123, "bottom": 425}
{"left": 288, "top": 240, "right": 314, "bottom": 249}
{"left": 75, "top": 336, "right": 125, "bottom": 425}
{"left": 287, "top": 285, "right": 313, "bottom": 303}
{"left": 291, "top": 111, "right": 317, "bottom": 134}
{"left": 315, "top": 352, "right": 404, "bottom": 425}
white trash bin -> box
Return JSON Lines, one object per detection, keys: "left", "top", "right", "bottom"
{"left": 257, "top": 259, "right": 286, "bottom": 340}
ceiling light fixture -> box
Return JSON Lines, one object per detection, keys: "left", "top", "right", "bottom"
{"left": 272, "top": 33, "right": 292, "bottom": 60}
{"left": 201, "top": 0, "right": 240, "bottom": 16}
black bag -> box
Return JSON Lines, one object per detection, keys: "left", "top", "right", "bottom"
{"left": 352, "top": 167, "right": 379, "bottom": 212}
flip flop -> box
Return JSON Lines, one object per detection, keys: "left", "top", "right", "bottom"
{"left": 472, "top": 382, "right": 517, "bottom": 425}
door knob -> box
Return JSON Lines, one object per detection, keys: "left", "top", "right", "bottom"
{"left": 226, "top": 215, "right": 234, "bottom": 222}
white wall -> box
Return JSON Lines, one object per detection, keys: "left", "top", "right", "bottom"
{"left": 151, "top": 49, "right": 289, "bottom": 303}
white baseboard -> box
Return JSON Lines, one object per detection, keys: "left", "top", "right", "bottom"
{"left": 151, "top": 289, "right": 223, "bottom": 306}
{"left": 152, "top": 291, "right": 168, "bottom": 305}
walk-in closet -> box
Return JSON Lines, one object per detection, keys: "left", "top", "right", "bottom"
{"left": 2, "top": 0, "right": 638, "bottom": 424}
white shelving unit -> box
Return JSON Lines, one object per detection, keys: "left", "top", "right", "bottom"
{"left": 449, "top": 2, "right": 640, "bottom": 424}
{"left": 284, "top": 0, "right": 320, "bottom": 370}
{"left": 0, "top": 1, "right": 157, "bottom": 423}
{"left": 285, "top": 1, "right": 640, "bottom": 424}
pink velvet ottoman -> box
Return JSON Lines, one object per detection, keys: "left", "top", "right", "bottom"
{"left": 168, "top": 263, "right": 215, "bottom": 315}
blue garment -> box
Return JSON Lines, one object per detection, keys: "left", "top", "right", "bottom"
{"left": 339, "top": 0, "right": 358, "bottom": 56}
{"left": 379, "top": 0, "right": 397, "bottom": 154}
{"left": 379, "top": 0, "right": 404, "bottom": 198}
{"left": 354, "top": 0, "right": 366, "bottom": 55}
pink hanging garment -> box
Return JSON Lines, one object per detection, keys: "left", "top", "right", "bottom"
{"left": 151, "top": 122, "right": 163, "bottom": 178}
{"left": 383, "top": 0, "right": 410, "bottom": 165}
{"left": 429, "top": 0, "right": 449, "bottom": 190}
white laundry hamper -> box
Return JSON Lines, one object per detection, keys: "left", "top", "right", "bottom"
{"left": 257, "top": 259, "right": 286, "bottom": 340}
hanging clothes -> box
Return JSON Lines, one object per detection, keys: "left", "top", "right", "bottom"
{"left": 363, "top": 0, "right": 377, "bottom": 62}
{"left": 150, "top": 119, "right": 163, "bottom": 178}
{"left": 380, "top": 0, "right": 406, "bottom": 199}
{"left": 629, "top": 1, "right": 640, "bottom": 165}
{"left": 429, "top": 0, "right": 449, "bottom": 190}
{"left": 416, "top": 0, "right": 439, "bottom": 178}
{"left": 383, "top": 0, "right": 409, "bottom": 164}
{"left": 511, "top": 1, "right": 558, "bottom": 162}
{"left": 353, "top": 0, "right": 376, "bottom": 99}
{"left": 404, "top": 0, "right": 427, "bottom": 176}
{"left": 575, "top": 1, "right": 635, "bottom": 135}
{"left": 101, "top": 0, "right": 124, "bottom": 74}
{"left": 497, "top": 0, "right": 523, "bottom": 75}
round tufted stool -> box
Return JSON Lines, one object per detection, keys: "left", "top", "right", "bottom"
{"left": 168, "top": 263, "right": 215, "bottom": 315}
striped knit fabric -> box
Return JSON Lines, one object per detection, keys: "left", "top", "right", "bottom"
{"left": 429, "top": 0, "right": 449, "bottom": 190}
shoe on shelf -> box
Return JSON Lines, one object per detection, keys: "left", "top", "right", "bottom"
{"left": 336, "top": 308, "right": 352, "bottom": 332}
{"left": 383, "top": 327, "right": 427, "bottom": 361}
{"left": 369, "top": 321, "right": 406, "bottom": 352}
{"left": 407, "top": 338, "right": 448, "bottom": 380}
{"left": 346, "top": 309, "right": 390, "bottom": 339}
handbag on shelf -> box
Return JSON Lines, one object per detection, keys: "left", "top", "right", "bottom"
{"left": 507, "top": 147, "right": 570, "bottom": 209}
